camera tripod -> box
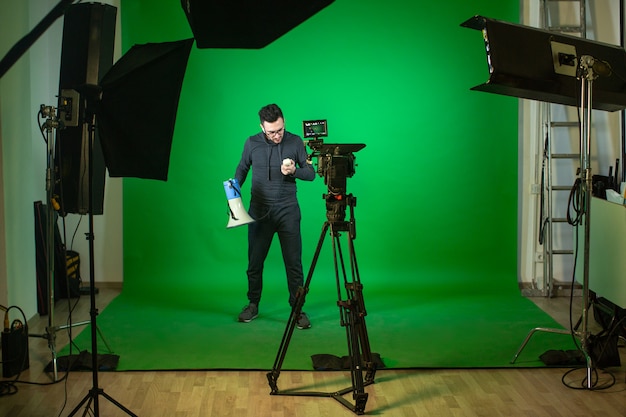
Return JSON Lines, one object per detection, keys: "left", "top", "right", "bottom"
{"left": 266, "top": 193, "right": 376, "bottom": 415}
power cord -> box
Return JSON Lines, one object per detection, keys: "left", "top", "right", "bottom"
{"left": 566, "top": 175, "right": 584, "bottom": 226}
{"left": 562, "top": 223, "right": 619, "bottom": 390}
{"left": 0, "top": 299, "right": 81, "bottom": 399}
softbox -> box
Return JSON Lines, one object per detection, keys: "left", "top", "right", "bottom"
{"left": 97, "top": 38, "right": 194, "bottom": 181}
{"left": 181, "top": 0, "right": 335, "bottom": 48}
{"left": 461, "top": 16, "right": 626, "bottom": 112}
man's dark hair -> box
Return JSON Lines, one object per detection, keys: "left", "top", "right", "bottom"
{"left": 259, "top": 103, "right": 284, "bottom": 123}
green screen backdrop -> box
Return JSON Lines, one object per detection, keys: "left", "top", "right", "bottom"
{"left": 118, "top": 1, "right": 520, "bottom": 309}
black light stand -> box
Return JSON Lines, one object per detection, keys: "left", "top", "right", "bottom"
{"left": 266, "top": 143, "right": 376, "bottom": 415}
{"left": 66, "top": 88, "right": 136, "bottom": 417}
{"left": 64, "top": 36, "right": 193, "bottom": 417}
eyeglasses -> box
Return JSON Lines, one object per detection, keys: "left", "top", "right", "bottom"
{"left": 265, "top": 127, "right": 284, "bottom": 137}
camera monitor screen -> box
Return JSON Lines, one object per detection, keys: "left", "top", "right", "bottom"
{"left": 303, "top": 119, "right": 328, "bottom": 138}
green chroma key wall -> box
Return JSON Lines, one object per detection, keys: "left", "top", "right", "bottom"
{"left": 118, "top": 0, "right": 520, "bottom": 305}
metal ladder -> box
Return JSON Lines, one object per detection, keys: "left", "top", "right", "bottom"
{"left": 537, "top": 0, "right": 586, "bottom": 297}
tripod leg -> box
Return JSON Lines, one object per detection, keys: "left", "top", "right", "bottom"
{"left": 347, "top": 234, "right": 376, "bottom": 384}
{"left": 333, "top": 227, "right": 374, "bottom": 414}
{"left": 67, "top": 388, "right": 138, "bottom": 417}
{"left": 66, "top": 390, "right": 93, "bottom": 417}
{"left": 267, "top": 287, "right": 304, "bottom": 393}
{"left": 340, "top": 298, "right": 368, "bottom": 414}
{"left": 345, "top": 283, "right": 376, "bottom": 383}
{"left": 101, "top": 390, "right": 139, "bottom": 416}
{"left": 510, "top": 327, "right": 571, "bottom": 363}
{"left": 267, "top": 222, "right": 329, "bottom": 393}
{"left": 48, "top": 333, "right": 59, "bottom": 382}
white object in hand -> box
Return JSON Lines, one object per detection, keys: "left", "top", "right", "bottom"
{"left": 282, "top": 158, "right": 293, "bottom": 166}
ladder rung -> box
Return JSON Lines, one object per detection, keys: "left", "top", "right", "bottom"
{"left": 550, "top": 121, "right": 579, "bottom": 127}
{"left": 550, "top": 217, "right": 569, "bottom": 223}
{"left": 549, "top": 250, "right": 574, "bottom": 255}
{"left": 551, "top": 185, "right": 574, "bottom": 191}
{"left": 551, "top": 153, "right": 579, "bottom": 159}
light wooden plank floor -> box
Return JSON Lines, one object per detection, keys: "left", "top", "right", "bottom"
{"left": 1, "top": 288, "right": 624, "bottom": 417}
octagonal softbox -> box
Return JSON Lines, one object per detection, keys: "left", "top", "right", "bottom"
{"left": 181, "top": 0, "right": 335, "bottom": 48}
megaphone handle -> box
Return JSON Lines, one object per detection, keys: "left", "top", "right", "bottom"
{"left": 227, "top": 203, "right": 237, "bottom": 220}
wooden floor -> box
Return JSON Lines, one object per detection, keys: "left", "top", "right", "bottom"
{"left": 1, "top": 288, "right": 624, "bottom": 417}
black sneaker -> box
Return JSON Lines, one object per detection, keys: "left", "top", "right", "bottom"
{"left": 238, "top": 303, "right": 258, "bottom": 322}
{"left": 296, "top": 312, "right": 311, "bottom": 329}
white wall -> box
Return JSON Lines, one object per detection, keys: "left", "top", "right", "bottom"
{"left": 0, "top": 0, "right": 123, "bottom": 320}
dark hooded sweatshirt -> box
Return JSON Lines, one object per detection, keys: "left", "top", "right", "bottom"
{"left": 235, "top": 131, "right": 315, "bottom": 206}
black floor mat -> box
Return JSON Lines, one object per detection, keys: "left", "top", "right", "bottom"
{"left": 311, "top": 352, "right": 385, "bottom": 370}
{"left": 44, "top": 350, "right": 120, "bottom": 372}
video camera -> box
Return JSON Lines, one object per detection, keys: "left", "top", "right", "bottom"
{"left": 303, "top": 120, "right": 365, "bottom": 223}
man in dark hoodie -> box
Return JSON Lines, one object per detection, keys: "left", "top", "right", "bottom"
{"left": 234, "top": 103, "right": 316, "bottom": 329}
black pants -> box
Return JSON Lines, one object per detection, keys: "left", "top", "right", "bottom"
{"left": 247, "top": 202, "right": 303, "bottom": 307}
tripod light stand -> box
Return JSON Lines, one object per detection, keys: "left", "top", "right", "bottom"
{"left": 66, "top": 87, "right": 136, "bottom": 417}
{"left": 266, "top": 142, "right": 377, "bottom": 415}
{"left": 510, "top": 57, "right": 606, "bottom": 388}
{"left": 59, "top": 37, "right": 193, "bottom": 417}
{"left": 462, "top": 16, "right": 626, "bottom": 388}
